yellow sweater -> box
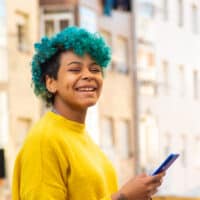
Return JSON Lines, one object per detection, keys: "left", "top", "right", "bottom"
{"left": 12, "top": 111, "right": 118, "bottom": 200}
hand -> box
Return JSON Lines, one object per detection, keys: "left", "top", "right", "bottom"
{"left": 112, "top": 172, "right": 165, "bottom": 200}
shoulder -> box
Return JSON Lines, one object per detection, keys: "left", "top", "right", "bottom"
{"left": 25, "top": 111, "right": 62, "bottom": 145}
{"left": 18, "top": 113, "right": 59, "bottom": 158}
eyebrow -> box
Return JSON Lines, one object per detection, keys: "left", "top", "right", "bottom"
{"left": 66, "top": 61, "right": 99, "bottom": 66}
{"left": 89, "top": 62, "right": 98, "bottom": 66}
{"left": 67, "top": 61, "right": 82, "bottom": 66}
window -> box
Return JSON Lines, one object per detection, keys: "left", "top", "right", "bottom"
{"left": 113, "top": 36, "right": 129, "bottom": 74}
{"left": 118, "top": 120, "right": 130, "bottom": 159}
{"left": 138, "top": 49, "right": 155, "bottom": 68}
{"left": 15, "top": 117, "right": 32, "bottom": 150}
{"left": 113, "top": 0, "right": 131, "bottom": 11}
{"left": 60, "top": 19, "right": 69, "bottom": 30}
{"left": 100, "top": 30, "right": 112, "bottom": 70}
{"left": 100, "top": 30, "right": 112, "bottom": 46}
{"left": 191, "top": 5, "right": 198, "bottom": 34}
{"left": 177, "top": 0, "right": 184, "bottom": 27}
{"left": 138, "top": 1, "right": 155, "bottom": 18}
{"left": 45, "top": 20, "right": 54, "bottom": 37}
{"left": 178, "top": 65, "right": 185, "bottom": 96}
{"left": 194, "top": 136, "right": 200, "bottom": 166}
{"left": 16, "top": 13, "right": 29, "bottom": 52}
{"left": 162, "top": 61, "right": 169, "bottom": 94}
{"left": 0, "top": 148, "right": 6, "bottom": 179}
{"left": 102, "top": 0, "right": 131, "bottom": 16}
{"left": 139, "top": 114, "right": 159, "bottom": 167}
{"left": 179, "top": 135, "right": 186, "bottom": 166}
{"left": 0, "top": 0, "right": 6, "bottom": 47}
{"left": 101, "top": 117, "right": 114, "bottom": 149}
{"left": 163, "top": 133, "right": 171, "bottom": 156}
{"left": 138, "top": 48, "right": 156, "bottom": 96}
{"left": 162, "top": 0, "right": 168, "bottom": 20}
{"left": 44, "top": 18, "right": 70, "bottom": 42}
{"left": 41, "top": 12, "right": 74, "bottom": 37}
{"left": 0, "top": 49, "right": 8, "bottom": 81}
{"left": 101, "top": 117, "right": 116, "bottom": 162}
{"left": 0, "top": 92, "right": 8, "bottom": 147}
{"left": 17, "top": 24, "right": 27, "bottom": 50}
{"left": 193, "top": 70, "right": 199, "bottom": 99}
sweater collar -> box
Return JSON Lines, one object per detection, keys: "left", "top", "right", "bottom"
{"left": 46, "top": 111, "right": 86, "bottom": 134}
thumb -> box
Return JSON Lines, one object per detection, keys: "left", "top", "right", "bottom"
{"left": 138, "top": 173, "right": 148, "bottom": 178}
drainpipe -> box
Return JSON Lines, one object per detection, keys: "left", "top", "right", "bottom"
{"left": 131, "top": 0, "right": 140, "bottom": 175}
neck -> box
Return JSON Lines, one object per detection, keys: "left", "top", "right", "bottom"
{"left": 52, "top": 101, "right": 87, "bottom": 124}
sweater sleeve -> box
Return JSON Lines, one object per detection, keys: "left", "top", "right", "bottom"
{"left": 13, "top": 130, "right": 69, "bottom": 200}
{"left": 100, "top": 196, "right": 113, "bottom": 200}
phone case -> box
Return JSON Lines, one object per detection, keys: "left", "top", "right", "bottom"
{"left": 152, "top": 153, "right": 180, "bottom": 175}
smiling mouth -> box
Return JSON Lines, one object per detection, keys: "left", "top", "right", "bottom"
{"left": 75, "top": 87, "right": 97, "bottom": 92}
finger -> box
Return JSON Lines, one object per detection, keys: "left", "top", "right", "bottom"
{"left": 148, "top": 181, "right": 162, "bottom": 193}
{"left": 150, "top": 188, "right": 158, "bottom": 196}
{"left": 144, "top": 192, "right": 152, "bottom": 200}
{"left": 150, "top": 173, "right": 164, "bottom": 183}
{"left": 159, "top": 171, "right": 166, "bottom": 177}
{"left": 152, "top": 180, "right": 163, "bottom": 188}
{"left": 146, "top": 197, "right": 152, "bottom": 200}
{"left": 146, "top": 186, "right": 158, "bottom": 197}
{"left": 139, "top": 173, "right": 148, "bottom": 178}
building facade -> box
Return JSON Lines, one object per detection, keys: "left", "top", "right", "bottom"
{"left": 98, "top": 6, "right": 136, "bottom": 185}
{"left": 137, "top": 0, "right": 200, "bottom": 196}
{"left": 0, "top": 0, "right": 8, "bottom": 196}
{"left": 0, "top": 0, "right": 40, "bottom": 198}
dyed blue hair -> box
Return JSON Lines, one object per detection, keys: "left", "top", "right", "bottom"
{"left": 31, "top": 26, "right": 111, "bottom": 105}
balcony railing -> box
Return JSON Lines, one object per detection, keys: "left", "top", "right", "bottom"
{"left": 40, "top": 0, "right": 76, "bottom": 6}
{"left": 137, "top": 66, "right": 157, "bottom": 83}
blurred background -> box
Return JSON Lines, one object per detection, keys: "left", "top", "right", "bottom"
{"left": 0, "top": 0, "right": 200, "bottom": 199}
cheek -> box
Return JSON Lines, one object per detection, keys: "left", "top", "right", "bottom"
{"left": 63, "top": 76, "right": 77, "bottom": 90}
{"left": 98, "top": 79, "right": 103, "bottom": 94}
{"left": 56, "top": 79, "right": 74, "bottom": 97}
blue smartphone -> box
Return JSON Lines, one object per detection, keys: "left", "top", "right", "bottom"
{"left": 151, "top": 153, "right": 180, "bottom": 176}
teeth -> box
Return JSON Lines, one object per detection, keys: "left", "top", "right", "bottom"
{"left": 78, "top": 87, "right": 95, "bottom": 91}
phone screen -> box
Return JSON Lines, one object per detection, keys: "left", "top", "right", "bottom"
{"left": 152, "top": 153, "right": 180, "bottom": 176}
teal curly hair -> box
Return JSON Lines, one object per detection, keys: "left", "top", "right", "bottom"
{"left": 31, "top": 26, "right": 111, "bottom": 106}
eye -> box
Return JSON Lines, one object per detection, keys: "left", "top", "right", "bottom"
{"left": 90, "top": 66, "right": 102, "bottom": 73}
{"left": 68, "top": 68, "right": 81, "bottom": 72}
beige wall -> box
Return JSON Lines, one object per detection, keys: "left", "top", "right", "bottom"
{"left": 100, "top": 72, "right": 136, "bottom": 184}
{"left": 99, "top": 10, "right": 136, "bottom": 184}
{"left": 6, "top": 0, "right": 40, "bottom": 185}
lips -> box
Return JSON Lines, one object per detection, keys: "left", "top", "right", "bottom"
{"left": 75, "top": 86, "right": 97, "bottom": 92}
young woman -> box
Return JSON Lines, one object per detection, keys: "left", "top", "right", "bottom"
{"left": 12, "top": 26, "right": 165, "bottom": 200}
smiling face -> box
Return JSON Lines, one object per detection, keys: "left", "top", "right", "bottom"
{"left": 46, "top": 51, "right": 103, "bottom": 112}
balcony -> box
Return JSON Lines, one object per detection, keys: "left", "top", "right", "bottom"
{"left": 137, "top": 0, "right": 156, "bottom": 44}
{"left": 138, "top": 18, "right": 155, "bottom": 45}
{"left": 40, "top": 0, "right": 77, "bottom": 6}
{"left": 137, "top": 67, "right": 157, "bottom": 83}
{"left": 137, "top": 67, "right": 158, "bottom": 95}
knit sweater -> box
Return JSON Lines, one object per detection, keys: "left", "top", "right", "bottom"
{"left": 12, "top": 111, "right": 118, "bottom": 200}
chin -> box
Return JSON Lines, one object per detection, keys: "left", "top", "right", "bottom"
{"left": 86, "top": 101, "right": 97, "bottom": 107}
{"left": 80, "top": 101, "right": 97, "bottom": 109}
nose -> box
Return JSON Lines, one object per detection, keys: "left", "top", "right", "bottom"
{"left": 81, "top": 69, "right": 93, "bottom": 81}
{"left": 82, "top": 76, "right": 92, "bottom": 81}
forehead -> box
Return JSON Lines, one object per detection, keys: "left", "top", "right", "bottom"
{"left": 59, "top": 51, "right": 96, "bottom": 64}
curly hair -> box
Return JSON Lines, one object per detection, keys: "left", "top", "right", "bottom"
{"left": 31, "top": 26, "right": 111, "bottom": 106}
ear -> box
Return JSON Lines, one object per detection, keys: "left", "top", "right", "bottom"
{"left": 45, "top": 75, "right": 57, "bottom": 94}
